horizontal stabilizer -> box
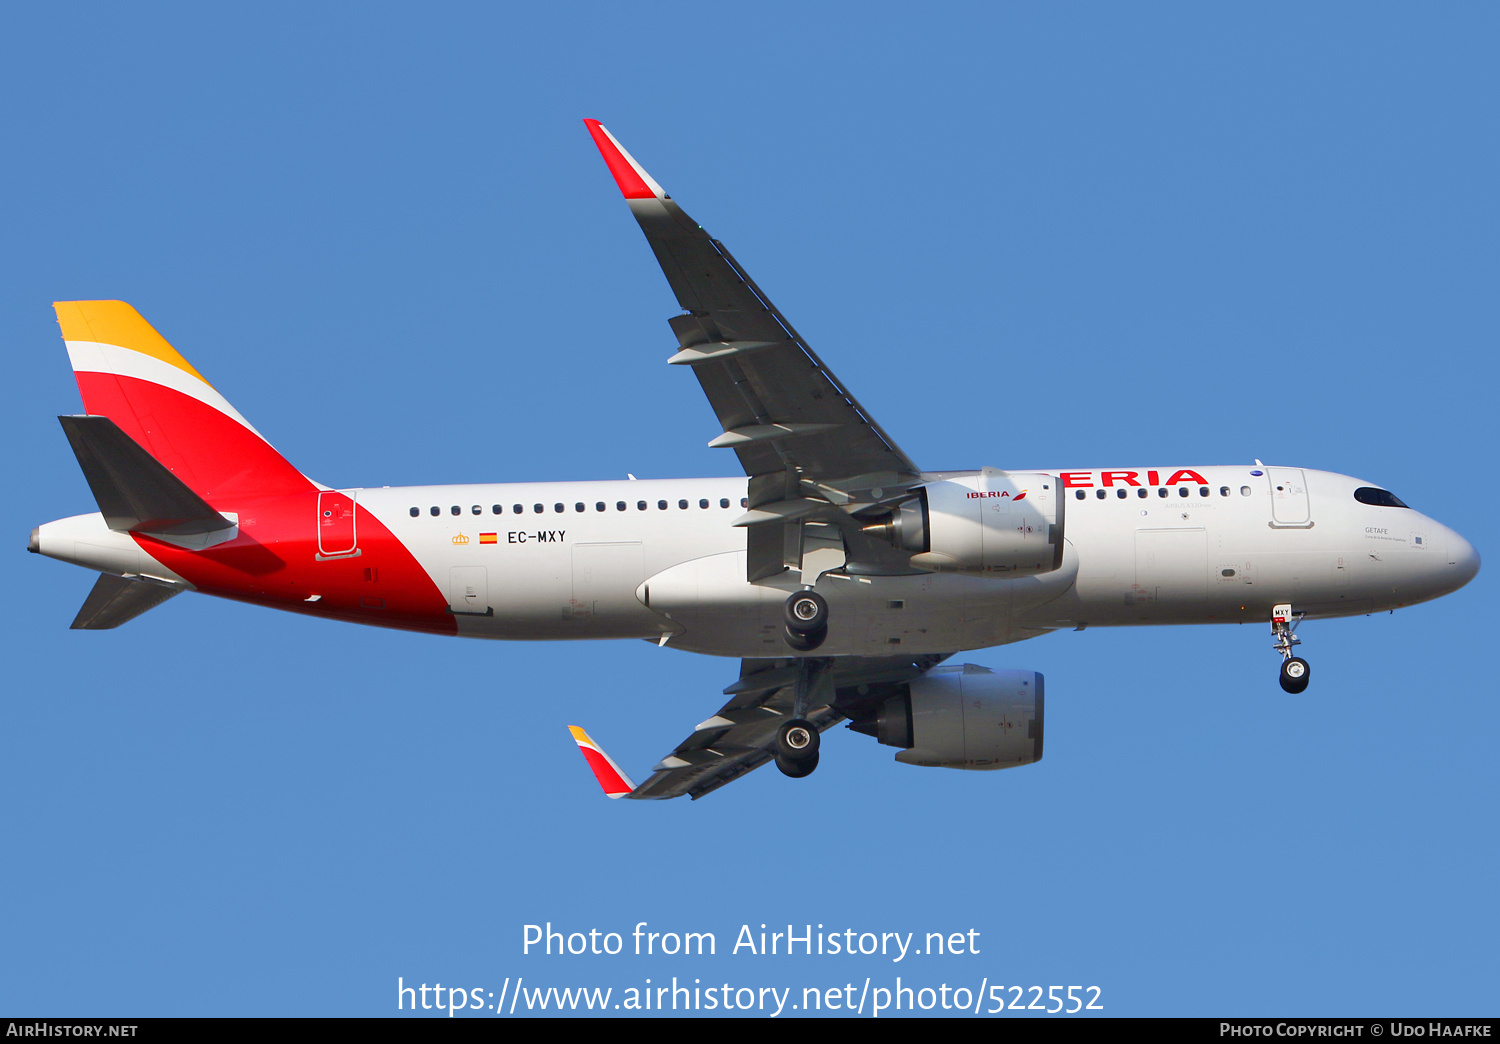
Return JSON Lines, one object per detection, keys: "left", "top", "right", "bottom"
{"left": 71, "top": 573, "right": 181, "bottom": 630}
{"left": 58, "top": 415, "right": 236, "bottom": 544}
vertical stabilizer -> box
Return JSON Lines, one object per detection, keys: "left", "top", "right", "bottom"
{"left": 55, "top": 301, "right": 316, "bottom": 500}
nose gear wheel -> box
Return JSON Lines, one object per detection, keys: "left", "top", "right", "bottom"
{"left": 1279, "top": 656, "right": 1310, "bottom": 694}
{"left": 1270, "top": 603, "right": 1311, "bottom": 693}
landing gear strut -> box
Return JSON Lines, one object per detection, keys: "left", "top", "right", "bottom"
{"left": 775, "top": 657, "right": 831, "bottom": 779}
{"left": 1271, "top": 603, "right": 1311, "bottom": 694}
{"left": 783, "top": 590, "right": 828, "bottom": 651}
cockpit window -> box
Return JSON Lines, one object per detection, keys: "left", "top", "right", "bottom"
{"left": 1354, "top": 487, "right": 1409, "bottom": 508}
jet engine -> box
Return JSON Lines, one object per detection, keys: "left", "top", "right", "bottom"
{"left": 871, "top": 468, "right": 1064, "bottom": 576}
{"left": 847, "top": 664, "right": 1043, "bottom": 770}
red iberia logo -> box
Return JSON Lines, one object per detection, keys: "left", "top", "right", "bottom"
{"left": 480, "top": 533, "right": 497, "bottom": 544}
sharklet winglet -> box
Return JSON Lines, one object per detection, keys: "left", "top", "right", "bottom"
{"left": 582, "top": 119, "right": 667, "bottom": 201}
{"left": 568, "top": 725, "right": 638, "bottom": 799}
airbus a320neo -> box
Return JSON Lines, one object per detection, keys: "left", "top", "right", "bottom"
{"left": 30, "top": 121, "right": 1480, "bottom": 799}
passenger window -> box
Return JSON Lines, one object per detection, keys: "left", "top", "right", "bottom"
{"left": 1157, "top": 488, "right": 1168, "bottom": 498}
{"left": 1075, "top": 490, "right": 1086, "bottom": 500}
{"left": 451, "top": 506, "right": 460, "bottom": 515}
{"left": 658, "top": 500, "right": 668, "bottom": 510}
{"left": 409, "top": 507, "right": 419, "bottom": 517}
{"left": 595, "top": 502, "right": 606, "bottom": 512}
{"left": 1115, "top": 489, "right": 1126, "bottom": 499}
{"left": 699, "top": 498, "right": 709, "bottom": 509}
{"left": 741, "top": 497, "right": 749, "bottom": 508}
{"left": 1096, "top": 489, "right": 1107, "bottom": 500}
{"left": 617, "top": 501, "right": 627, "bottom": 511}
{"left": 1137, "top": 489, "right": 1147, "bottom": 498}
{"left": 513, "top": 504, "right": 523, "bottom": 514}
{"left": 720, "top": 498, "right": 730, "bottom": 508}
{"left": 637, "top": 500, "right": 647, "bottom": 511}
{"left": 430, "top": 506, "right": 440, "bottom": 516}
{"left": 1178, "top": 487, "right": 1189, "bottom": 498}
{"left": 533, "top": 504, "right": 544, "bottom": 514}
{"left": 555, "top": 503, "right": 565, "bottom": 513}
{"left": 1220, "top": 487, "right": 1229, "bottom": 497}
{"left": 1240, "top": 486, "right": 1251, "bottom": 496}
{"left": 678, "top": 499, "right": 689, "bottom": 510}
{"left": 472, "top": 505, "right": 482, "bottom": 515}
{"left": 492, "top": 505, "right": 502, "bottom": 514}
{"left": 1199, "top": 486, "right": 1210, "bottom": 497}
{"left": 574, "top": 502, "right": 585, "bottom": 512}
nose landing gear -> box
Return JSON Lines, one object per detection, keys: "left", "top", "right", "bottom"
{"left": 1271, "top": 603, "right": 1311, "bottom": 694}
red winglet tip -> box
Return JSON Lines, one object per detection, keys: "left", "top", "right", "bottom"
{"left": 582, "top": 120, "right": 659, "bottom": 200}
{"left": 569, "top": 726, "right": 636, "bottom": 799}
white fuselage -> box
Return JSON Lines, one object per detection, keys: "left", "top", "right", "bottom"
{"left": 340, "top": 464, "right": 1476, "bottom": 658}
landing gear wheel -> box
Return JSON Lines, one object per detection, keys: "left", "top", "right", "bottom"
{"left": 776, "top": 719, "right": 820, "bottom": 761}
{"left": 783, "top": 623, "right": 827, "bottom": 651}
{"left": 1279, "top": 656, "right": 1311, "bottom": 694}
{"left": 776, "top": 751, "right": 819, "bottom": 778}
{"left": 784, "top": 591, "right": 829, "bottom": 633}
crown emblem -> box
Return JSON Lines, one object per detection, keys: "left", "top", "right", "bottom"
{"left": 452, "top": 533, "right": 470, "bottom": 545}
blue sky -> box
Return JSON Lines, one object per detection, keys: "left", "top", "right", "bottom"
{"left": 3, "top": 2, "right": 1495, "bottom": 1017}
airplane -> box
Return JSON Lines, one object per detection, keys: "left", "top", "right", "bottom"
{"left": 28, "top": 120, "right": 1481, "bottom": 800}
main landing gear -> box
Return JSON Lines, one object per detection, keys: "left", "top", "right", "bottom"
{"left": 775, "top": 720, "right": 820, "bottom": 778}
{"left": 775, "top": 656, "right": 832, "bottom": 779}
{"left": 1271, "top": 603, "right": 1311, "bottom": 694}
{"left": 783, "top": 590, "right": 829, "bottom": 652}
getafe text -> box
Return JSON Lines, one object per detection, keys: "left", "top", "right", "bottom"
{"left": 522, "top": 923, "right": 979, "bottom": 963}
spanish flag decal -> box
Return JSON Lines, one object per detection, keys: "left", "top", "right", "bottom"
{"left": 480, "top": 533, "right": 497, "bottom": 544}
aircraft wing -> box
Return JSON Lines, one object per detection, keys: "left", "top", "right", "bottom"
{"left": 585, "top": 121, "right": 923, "bottom": 580}
{"left": 581, "top": 654, "right": 948, "bottom": 800}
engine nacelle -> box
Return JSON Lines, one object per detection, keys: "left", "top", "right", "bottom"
{"left": 848, "top": 664, "right": 1044, "bottom": 770}
{"left": 892, "top": 468, "right": 1064, "bottom": 576}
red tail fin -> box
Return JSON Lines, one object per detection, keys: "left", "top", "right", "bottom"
{"left": 54, "top": 301, "right": 315, "bottom": 501}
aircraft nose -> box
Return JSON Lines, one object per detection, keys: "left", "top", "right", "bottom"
{"left": 1447, "top": 531, "right": 1481, "bottom": 590}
